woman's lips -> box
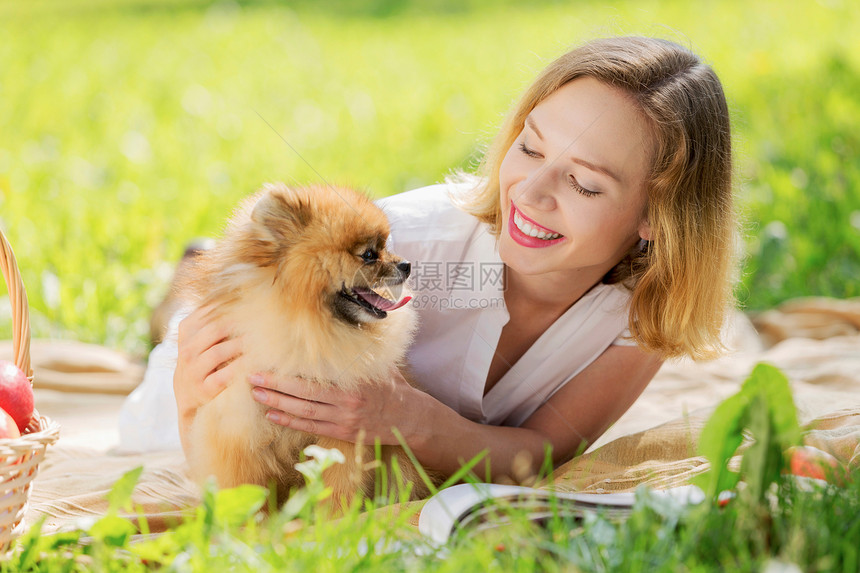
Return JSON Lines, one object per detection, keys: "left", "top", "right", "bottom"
{"left": 508, "top": 202, "right": 566, "bottom": 248}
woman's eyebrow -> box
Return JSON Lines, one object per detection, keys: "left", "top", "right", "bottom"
{"left": 527, "top": 115, "right": 622, "bottom": 183}
{"left": 571, "top": 157, "right": 622, "bottom": 183}
{"left": 525, "top": 115, "right": 544, "bottom": 140}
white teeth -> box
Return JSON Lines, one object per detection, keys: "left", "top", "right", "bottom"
{"left": 513, "top": 208, "right": 562, "bottom": 241}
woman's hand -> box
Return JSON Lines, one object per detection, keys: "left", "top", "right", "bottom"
{"left": 173, "top": 306, "right": 243, "bottom": 434}
{"left": 248, "top": 367, "right": 425, "bottom": 447}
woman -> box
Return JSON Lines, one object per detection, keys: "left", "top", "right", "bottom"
{"left": 125, "top": 36, "right": 735, "bottom": 483}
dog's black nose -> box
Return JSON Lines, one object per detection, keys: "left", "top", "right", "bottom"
{"left": 396, "top": 260, "right": 411, "bottom": 279}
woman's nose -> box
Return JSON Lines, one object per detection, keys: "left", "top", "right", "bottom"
{"left": 515, "top": 164, "right": 558, "bottom": 210}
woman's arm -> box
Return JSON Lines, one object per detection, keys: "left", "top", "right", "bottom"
{"left": 250, "top": 344, "right": 662, "bottom": 482}
{"left": 519, "top": 344, "right": 662, "bottom": 465}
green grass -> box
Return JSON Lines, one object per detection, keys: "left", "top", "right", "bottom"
{"left": 3, "top": 391, "right": 859, "bottom": 572}
{"left": 9, "top": 478, "right": 858, "bottom": 572}
{"left": 0, "top": 0, "right": 859, "bottom": 356}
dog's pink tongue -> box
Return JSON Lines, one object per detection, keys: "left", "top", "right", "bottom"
{"left": 355, "top": 288, "right": 412, "bottom": 311}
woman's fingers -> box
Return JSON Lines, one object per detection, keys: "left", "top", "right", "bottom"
{"left": 178, "top": 307, "right": 230, "bottom": 362}
{"left": 202, "top": 346, "right": 244, "bottom": 400}
{"left": 200, "top": 335, "right": 243, "bottom": 376}
{"left": 245, "top": 368, "right": 426, "bottom": 446}
{"left": 176, "top": 305, "right": 215, "bottom": 344}
{"left": 251, "top": 385, "right": 337, "bottom": 421}
{"left": 175, "top": 306, "right": 243, "bottom": 413}
{"left": 249, "top": 374, "right": 363, "bottom": 442}
{"left": 249, "top": 372, "right": 332, "bottom": 403}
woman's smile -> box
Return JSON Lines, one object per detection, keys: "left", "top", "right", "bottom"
{"left": 508, "top": 202, "right": 566, "bottom": 248}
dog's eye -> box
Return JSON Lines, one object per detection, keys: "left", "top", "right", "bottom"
{"left": 360, "top": 248, "right": 378, "bottom": 264}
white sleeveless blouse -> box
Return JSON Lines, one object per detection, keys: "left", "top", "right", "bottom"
{"left": 378, "top": 182, "right": 634, "bottom": 428}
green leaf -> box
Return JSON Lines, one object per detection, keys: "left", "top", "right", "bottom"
{"left": 282, "top": 488, "right": 312, "bottom": 520}
{"left": 88, "top": 513, "right": 137, "bottom": 547}
{"left": 201, "top": 480, "right": 217, "bottom": 537}
{"left": 741, "top": 364, "right": 802, "bottom": 502}
{"left": 749, "top": 363, "right": 802, "bottom": 446}
{"left": 693, "top": 362, "right": 802, "bottom": 502}
{"left": 106, "top": 466, "right": 144, "bottom": 514}
{"left": 391, "top": 427, "right": 439, "bottom": 496}
{"left": 11, "top": 517, "right": 46, "bottom": 570}
{"left": 44, "top": 530, "right": 84, "bottom": 550}
{"left": 391, "top": 427, "right": 489, "bottom": 496}
{"left": 740, "top": 394, "right": 776, "bottom": 502}
{"left": 691, "top": 390, "right": 749, "bottom": 499}
{"left": 130, "top": 530, "right": 180, "bottom": 565}
{"left": 214, "top": 484, "right": 268, "bottom": 528}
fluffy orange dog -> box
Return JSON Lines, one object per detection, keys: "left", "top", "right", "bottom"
{"left": 182, "top": 182, "right": 432, "bottom": 507}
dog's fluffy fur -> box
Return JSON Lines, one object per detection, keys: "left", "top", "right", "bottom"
{"left": 182, "top": 183, "right": 432, "bottom": 506}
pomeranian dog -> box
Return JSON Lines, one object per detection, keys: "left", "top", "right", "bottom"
{"left": 181, "top": 182, "right": 433, "bottom": 507}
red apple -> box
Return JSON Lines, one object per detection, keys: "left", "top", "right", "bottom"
{"left": 788, "top": 445, "right": 845, "bottom": 484}
{"left": 0, "top": 407, "right": 20, "bottom": 439}
{"left": 0, "top": 361, "right": 34, "bottom": 433}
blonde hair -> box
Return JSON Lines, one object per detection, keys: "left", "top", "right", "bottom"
{"left": 457, "top": 36, "right": 735, "bottom": 360}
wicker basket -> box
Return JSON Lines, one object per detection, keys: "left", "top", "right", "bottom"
{"left": 0, "top": 230, "right": 60, "bottom": 552}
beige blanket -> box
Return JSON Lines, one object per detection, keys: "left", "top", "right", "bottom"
{"left": 14, "top": 297, "right": 860, "bottom": 534}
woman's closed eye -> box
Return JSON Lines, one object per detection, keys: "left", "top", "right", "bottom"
{"left": 518, "top": 141, "right": 542, "bottom": 159}
{"left": 568, "top": 175, "right": 599, "bottom": 197}
{"left": 520, "top": 139, "right": 599, "bottom": 197}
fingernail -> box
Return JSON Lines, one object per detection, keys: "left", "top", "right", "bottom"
{"left": 266, "top": 411, "right": 281, "bottom": 424}
{"left": 248, "top": 373, "right": 264, "bottom": 386}
{"left": 251, "top": 388, "right": 266, "bottom": 402}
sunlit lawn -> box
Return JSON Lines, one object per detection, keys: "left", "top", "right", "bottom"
{"left": 1, "top": 0, "right": 859, "bottom": 357}
{"left": 0, "top": 3, "right": 859, "bottom": 570}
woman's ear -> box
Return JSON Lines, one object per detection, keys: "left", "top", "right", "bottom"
{"left": 638, "top": 218, "right": 652, "bottom": 242}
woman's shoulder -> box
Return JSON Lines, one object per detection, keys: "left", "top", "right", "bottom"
{"left": 376, "top": 176, "right": 483, "bottom": 243}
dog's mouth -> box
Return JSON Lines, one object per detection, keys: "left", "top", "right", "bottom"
{"left": 338, "top": 284, "right": 412, "bottom": 319}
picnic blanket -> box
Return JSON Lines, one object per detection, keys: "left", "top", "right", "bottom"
{"left": 11, "top": 296, "right": 860, "bottom": 534}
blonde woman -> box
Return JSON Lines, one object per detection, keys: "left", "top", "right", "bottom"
{"left": 141, "top": 36, "right": 735, "bottom": 482}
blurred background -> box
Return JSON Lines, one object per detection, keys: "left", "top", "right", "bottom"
{"left": 1, "top": 0, "right": 858, "bottom": 357}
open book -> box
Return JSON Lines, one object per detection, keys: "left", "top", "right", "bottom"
{"left": 418, "top": 483, "right": 705, "bottom": 544}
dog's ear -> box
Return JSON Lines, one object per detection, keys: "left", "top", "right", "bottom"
{"left": 251, "top": 184, "right": 314, "bottom": 242}
{"left": 227, "top": 184, "right": 314, "bottom": 268}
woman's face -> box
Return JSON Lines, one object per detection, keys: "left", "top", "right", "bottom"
{"left": 498, "top": 77, "right": 655, "bottom": 284}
